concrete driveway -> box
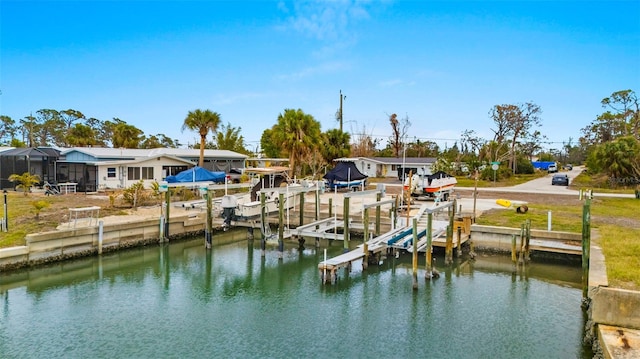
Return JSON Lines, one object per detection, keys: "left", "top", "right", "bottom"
{"left": 458, "top": 166, "right": 635, "bottom": 199}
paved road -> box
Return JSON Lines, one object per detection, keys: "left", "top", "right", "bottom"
{"left": 458, "top": 166, "right": 635, "bottom": 199}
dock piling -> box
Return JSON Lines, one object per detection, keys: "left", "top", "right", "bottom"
{"left": 425, "top": 212, "right": 434, "bottom": 280}
{"left": 343, "top": 196, "right": 350, "bottom": 253}
{"left": 412, "top": 217, "right": 418, "bottom": 290}
{"left": 582, "top": 198, "right": 591, "bottom": 299}
{"left": 363, "top": 207, "right": 369, "bottom": 270}
{"left": 260, "top": 192, "right": 266, "bottom": 257}
{"left": 278, "top": 193, "right": 284, "bottom": 259}
{"left": 375, "top": 192, "right": 381, "bottom": 236}
{"left": 511, "top": 234, "right": 517, "bottom": 273}
{"left": 205, "top": 189, "right": 212, "bottom": 249}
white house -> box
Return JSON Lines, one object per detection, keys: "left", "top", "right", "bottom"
{"left": 93, "top": 155, "right": 195, "bottom": 190}
{"left": 333, "top": 157, "right": 437, "bottom": 179}
{"left": 57, "top": 147, "right": 248, "bottom": 191}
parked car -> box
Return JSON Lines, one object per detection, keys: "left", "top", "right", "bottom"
{"left": 226, "top": 168, "right": 243, "bottom": 183}
{"left": 551, "top": 173, "right": 569, "bottom": 186}
{"left": 548, "top": 164, "right": 558, "bottom": 173}
{"left": 563, "top": 164, "right": 573, "bottom": 170}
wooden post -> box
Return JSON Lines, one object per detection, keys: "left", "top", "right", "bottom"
{"left": 525, "top": 219, "right": 531, "bottom": 262}
{"left": 205, "top": 189, "right": 212, "bottom": 249}
{"left": 363, "top": 207, "right": 369, "bottom": 270}
{"left": 445, "top": 200, "right": 456, "bottom": 265}
{"left": 375, "top": 191, "right": 381, "bottom": 236}
{"left": 406, "top": 171, "right": 412, "bottom": 227}
{"left": 511, "top": 234, "right": 517, "bottom": 273}
{"left": 393, "top": 195, "right": 399, "bottom": 230}
{"left": 343, "top": 195, "right": 350, "bottom": 252}
{"left": 164, "top": 190, "right": 170, "bottom": 241}
{"left": 278, "top": 193, "right": 284, "bottom": 259}
{"left": 456, "top": 227, "right": 462, "bottom": 257}
{"left": 260, "top": 192, "right": 266, "bottom": 256}
{"left": 412, "top": 217, "right": 418, "bottom": 290}
{"left": 315, "top": 188, "right": 320, "bottom": 221}
{"left": 472, "top": 170, "right": 478, "bottom": 223}
{"left": 582, "top": 198, "right": 591, "bottom": 299}
{"left": 328, "top": 197, "right": 333, "bottom": 217}
{"left": 299, "top": 191, "right": 305, "bottom": 227}
{"left": 518, "top": 223, "right": 525, "bottom": 265}
{"left": 425, "top": 212, "right": 433, "bottom": 280}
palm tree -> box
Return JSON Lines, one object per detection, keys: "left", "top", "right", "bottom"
{"left": 321, "top": 129, "right": 351, "bottom": 163}
{"left": 112, "top": 122, "right": 143, "bottom": 148}
{"left": 182, "top": 109, "right": 221, "bottom": 167}
{"left": 8, "top": 172, "right": 41, "bottom": 196}
{"left": 271, "top": 109, "right": 322, "bottom": 177}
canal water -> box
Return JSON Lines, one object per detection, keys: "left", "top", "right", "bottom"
{"left": 0, "top": 231, "right": 592, "bottom": 358}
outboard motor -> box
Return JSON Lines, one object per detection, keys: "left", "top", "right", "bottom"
{"left": 220, "top": 195, "right": 238, "bottom": 229}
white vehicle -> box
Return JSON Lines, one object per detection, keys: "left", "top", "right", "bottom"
{"left": 403, "top": 171, "right": 457, "bottom": 201}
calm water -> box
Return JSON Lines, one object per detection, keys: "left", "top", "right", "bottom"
{"left": 0, "top": 231, "right": 592, "bottom": 358}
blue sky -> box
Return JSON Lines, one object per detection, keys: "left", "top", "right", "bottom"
{"left": 1, "top": 0, "right": 639, "bottom": 153}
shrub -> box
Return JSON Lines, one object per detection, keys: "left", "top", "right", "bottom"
{"left": 31, "top": 200, "right": 50, "bottom": 219}
{"left": 122, "top": 180, "right": 150, "bottom": 208}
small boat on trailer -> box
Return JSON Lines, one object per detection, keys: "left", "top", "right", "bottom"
{"left": 404, "top": 171, "right": 457, "bottom": 201}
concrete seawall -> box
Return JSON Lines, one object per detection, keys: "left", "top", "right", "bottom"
{"left": 0, "top": 213, "right": 206, "bottom": 271}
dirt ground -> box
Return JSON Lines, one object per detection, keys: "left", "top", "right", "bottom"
{"left": 16, "top": 192, "right": 175, "bottom": 231}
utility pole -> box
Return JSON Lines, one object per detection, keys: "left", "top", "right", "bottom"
{"left": 338, "top": 90, "right": 345, "bottom": 132}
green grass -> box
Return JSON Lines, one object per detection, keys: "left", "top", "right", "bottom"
{"left": 476, "top": 203, "right": 584, "bottom": 233}
{"left": 477, "top": 197, "right": 640, "bottom": 290}
{"left": 570, "top": 172, "right": 637, "bottom": 194}
{"left": 598, "top": 225, "right": 640, "bottom": 290}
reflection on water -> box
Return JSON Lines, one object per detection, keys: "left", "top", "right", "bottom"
{"left": 0, "top": 231, "right": 592, "bottom": 358}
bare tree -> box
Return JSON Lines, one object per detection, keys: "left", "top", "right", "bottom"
{"left": 388, "top": 113, "right": 411, "bottom": 157}
{"left": 351, "top": 124, "right": 379, "bottom": 157}
{"left": 489, "top": 102, "right": 542, "bottom": 173}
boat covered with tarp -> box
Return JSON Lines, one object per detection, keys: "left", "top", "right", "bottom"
{"left": 323, "top": 161, "right": 368, "bottom": 190}
{"left": 165, "top": 166, "right": 226, "bottom": 183}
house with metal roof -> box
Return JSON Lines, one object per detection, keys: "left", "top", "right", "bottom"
{"left": 333, "top": 157, "right": 437, "bottom": 180}
{"left": 0, "top": 147, "right": 60, "bottom": 189}
{"left": 57, "top": 147, "right": 248, "bottom": 191}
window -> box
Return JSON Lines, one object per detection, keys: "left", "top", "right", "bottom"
{"left": 107, "top": 168, "right": 116, "bottom": 178}
{"left": 127, "top": 167, "right": 141, "bottom": 180}
{"left": 141, "top": 167, "right": 154, "bottom": 180}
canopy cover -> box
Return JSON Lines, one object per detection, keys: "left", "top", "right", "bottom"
{"left": 323, "top": 162, "right": 368, "bottom": 182}
{"left": 165, "top": 166, "right": 226, "bottom": 183}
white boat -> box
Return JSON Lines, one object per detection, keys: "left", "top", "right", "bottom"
{"left": 404, "top": 171, "right": 457, "bottom": 200}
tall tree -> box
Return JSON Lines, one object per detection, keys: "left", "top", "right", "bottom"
{"left": 0, "top": 115, "right": 17, "bottom": 145}
{"left": 351, "top": 124, "right": 379, "bottom": 157}
{"left": 489, "top": 102, "right": 542, "bottom": 173}
{"left": 35, "top": 109, "right": 65, "bottom": 146}
{"left": 321, "top": 129, "right": 351, "bottom": 164}
{"left": 19, "top": 115, "right": 38, "bottom": 147}
{"left": 140, "top": 133, "right": 179, "bottom": 149}
{"left": 601, "top": 89, "right": 639, "bottom": 139}
{"left": 270, "top": 109, "right": 322, "bottom": 177}
{"left": 67, "top": 123, "right": 97, "bottom": 147}
{"left": 182, "top": 109, "right": 221, "bottom": 167}
{"left": 60, "top": 109, "right": 85, "bottom": 129}
{"left": 388, "top": 113, "right": 411, "bottom": 157}
{"left": 112, "top": 122, "right": 143, "bottom": 148}
{"left": 209, "top": 122, "right": 250, "bottom": 155}
{"left": 260, "top": 128, "right": 281, "bottom": 158}
{"left": 581, "top": 90, "right": 639, "bottom": 146}
{"left": 587, "top": 136, "right": 640, "bottom": 179}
